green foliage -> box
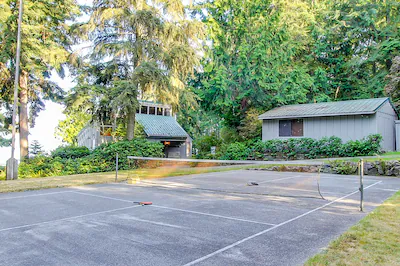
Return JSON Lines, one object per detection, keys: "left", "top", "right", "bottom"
{"left": 0, "top": 0, "right": 81, "bottom": 158}
{"left": 196, "top": 134, "right": 383, "bottom": 160}
{"left": 0, "top": 136, "right": 11, "bottom": 147}
{"left": 0, "top": 165, "right": 5, "bottom": 180}
{"left": 237, "top": 108, "right": 262, "bottom": 140}
{"left": 220, "top": 142, "right": 249, "bottom": 160}
{"left": 194, "top": 133, "right": 222, "bottom": 158}
{"left": 66, "top": 0, "right": 204, "bottom": 139}
{"left": 29, "top": 140, "right": 44, "bottom": 156}
{"left": 339, "top": 134, "right": 383, "bottom": 157}
{"left": 0, "top": 114, "right": 10, "bottom": 147}
{"left": 134, "top": 122, "right": 146, "bottom": 139}
{"left": 220, "top": 126, "right": 241, "bottom": 144}
{"left": 51, "top": 146, "right": 91, "bottom": 159}
{"left": 19, "top": 139, "right": 164, "bottom": 178}
{"left": 190, "top": 0, "right": 399, "bottom": 136}
{"left": 55, "top": 111, "right": 91, "bottom": 145}
{"left": 330, "top": 160, "right": 358, "bottom": 175}
{"left": 385, "top": 56, "right": 400, "bottom": 111}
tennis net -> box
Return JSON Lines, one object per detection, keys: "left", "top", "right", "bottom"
{"left": 121, "top": 156, "right": 331, "bottom": 200}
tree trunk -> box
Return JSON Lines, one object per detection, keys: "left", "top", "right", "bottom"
{"left": 19, "top": 70, "right": 29, "bottom": 160}
{"left": 126, "top": 108, "right": 135, "bottom": 140}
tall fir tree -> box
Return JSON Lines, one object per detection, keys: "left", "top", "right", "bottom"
{"left": 68, "top": 0, "right": 203, "bottom": 139}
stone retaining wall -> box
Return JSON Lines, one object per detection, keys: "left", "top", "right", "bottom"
{"left": 251, "top": 160, "right": 400, "bottom": 177}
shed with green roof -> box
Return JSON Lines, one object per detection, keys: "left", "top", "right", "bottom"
{"left": 136, "top": 113, "right": 192, "bottom": 158}
{"left": 259, "top": 98, "right": 398, "bottom": 151}
{"left": 77, "top": 101, "right": 192, "bottom": 158}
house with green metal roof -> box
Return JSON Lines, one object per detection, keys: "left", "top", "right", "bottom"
{"left": 135, "top": 113, "right": 192, "bottom": 158}
{"left": 77, "top": 101, "right": 192, "bottom": 158}
{"left": 259, "top": 98, "right": 398, "bottom": 151}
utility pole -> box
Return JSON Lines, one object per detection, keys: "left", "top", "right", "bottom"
{"left": 6, "top": 0, "right": 23, "bottom": 180}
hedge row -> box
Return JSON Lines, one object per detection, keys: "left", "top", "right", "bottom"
{"left": 199, "top": 134, "right": 382, "bottom": 160}
{"left": 19, "top": 139, "right": 164, "bottom": 178}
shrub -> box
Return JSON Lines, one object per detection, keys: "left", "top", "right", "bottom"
{"left": 220, "top": 142, "right": 249, "bottom": 160}
{"left": 339, "top": 134, "right": 383, "bottom": 157}
{"left": 51, "top": 146, "right": 91, "bottom": 159}
{"left": 330, "top": 160, "right": 358, "bottom": 175}
{"left": 193, "top": 133, "right": 222, "bottom": 158}
{"left": 0, "top": 165, "right": 5, "bottom": 180}
{"left": 19, "top": 139, "right": 164, "bottom": 178}
{"left": 315, "top": 136, "right": 343, "bottom": 157}
{"left": 217, "top": 134, "right": 382, "bottom": 161}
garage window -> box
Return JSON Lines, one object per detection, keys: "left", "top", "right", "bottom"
{"left": 279, "top": 119, "right": 303, "bottom": 137}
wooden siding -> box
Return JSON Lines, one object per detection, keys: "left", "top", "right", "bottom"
{"left": 262, "top": 114, "right": 379, "bottom": 145}
{"left": 376, "top": 101, "right": 397, "bottom": 151}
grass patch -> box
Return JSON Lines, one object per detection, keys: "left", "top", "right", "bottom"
{"left": 382, "top": 151, "right": 400, "bottom": 156}
{"left": 305, "top": 191, "right": 400, "bottom": 266}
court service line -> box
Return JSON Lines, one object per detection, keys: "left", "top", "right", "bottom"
{"left": 0, "top": 190, "right": 73, "bottom": 200}
{"left": 0, "top": 205, "right": 141, "bottom": 233}
{"left": 183, "top": 181, "right": 382, "bottom": 266}
{"left": 151, "top": 205, "right": 277, "bottom": 226}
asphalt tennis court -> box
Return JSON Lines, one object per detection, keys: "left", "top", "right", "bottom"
{"left": 1, "top": 170, "right": 399, "bottom": 266}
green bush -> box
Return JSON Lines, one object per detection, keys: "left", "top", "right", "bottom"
{"left": 220, "top": 142, "right": 249, "bottom": 160}
{"left": 19, "top": 139, "right": 164, "bottom": 178}
{"left": 330, "top": 160, "right": 358, "bottom": 175}
{"left": 197, "top": 134, "right": 383, "bottom": 161}
{"left": 0, "top": 165, "right": 5, "bottom": 180}
{"left": 51, "top": 146, "right": 91, "bottom": 159}
{"left": 193, "top": 133, "right": 222, "bottom": 158}
{"left": 339, "top": 134, "right": 383, "bottom": 157}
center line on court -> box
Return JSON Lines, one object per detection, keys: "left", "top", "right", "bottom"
{"left": 0, "top": 205, "right": 141, "bottom": 233}
{"left": 183, "top": 181, "right": 382, "bottom": 266}
{"left": 151, "top": 205, "right": 277, "bottom": 226}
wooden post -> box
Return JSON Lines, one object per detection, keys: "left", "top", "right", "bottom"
{"left": 359, "top": 159, "right": 364, "bottom": 212}
{"left": 115, "top": 152, "right": 118, "bottom": 182}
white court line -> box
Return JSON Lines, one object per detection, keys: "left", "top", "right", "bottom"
{"left": 72, "top": 190, "right": 277, "bottom": 226}
{"left": 257, "top": 175, "right": 303, "bottom": 184}
{"left": 183, "top": 181, "right": 382, "bottom": 266}
{"left": 0, "top": 190, "right": 73, "bottom": 200}
{"left": 0, "top": 205, "right": 140, "bottom": 233}
{"left": 151, "top": 205, "right": 277, "bottom": 226}
{"left": 320, "top": 176, "right": 381, "bottom": 182}
{"left": 373, "top": 188, "right": 399, "bottom": 192}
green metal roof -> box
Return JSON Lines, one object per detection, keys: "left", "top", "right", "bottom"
{"left": 136, "top": 114, "right": 189, "bottom": 138}
{"left": 259, "top": 98, "right": 391, "bottom": 120}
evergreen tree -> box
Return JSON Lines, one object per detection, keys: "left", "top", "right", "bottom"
{"left": 69, "top": 0, "right": 203, "bottom": 139}
{"left": 196, "top": 0, "right": 313, "bottom": 130}
{"left": 29, "top": 140, "right": 44, "bottom": 156}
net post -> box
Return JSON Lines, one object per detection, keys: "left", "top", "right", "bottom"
{"left": 115, "top": 152, "right": 119, "bottom": 182}
{"left": 359, "top": 158, "right": 364, "bottom": 212}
